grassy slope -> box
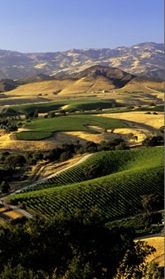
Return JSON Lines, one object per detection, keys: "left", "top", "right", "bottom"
{"left": 16, "top": 115, "right": 127, "bottom": 140}
{"left": 8, "top": 147, "right": 164, "bottom": 221}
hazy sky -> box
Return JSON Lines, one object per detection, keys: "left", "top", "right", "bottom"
{"left": 0, "top": 0, "right": 163, "bottom": 52}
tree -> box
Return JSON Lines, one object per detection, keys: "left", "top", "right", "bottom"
{"left": 141, "top": 194, "right": 164, "bottom": 215}
{"left": 140, "top": 194, "right": 163, "bottom": 228}
{"left": 85, "top": 141, "right": 98, "bottom": 152}
{"left": 113, "top": 241, "right": 156, "bottom": 279}
{"left": 33, "top": 109, "right": 38, "bottom": 118}
{"left": 0, "top": 180, "right": 10, "bottom": 193}
{"left": 5, "top": 154, "right": 26, "bottom": 171}
{"left": 0, "top": 264, "right": 45, "bottom": 279}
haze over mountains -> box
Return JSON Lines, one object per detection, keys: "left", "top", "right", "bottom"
{"left": 0, "top": 42, "right": 163, "bottom": 81}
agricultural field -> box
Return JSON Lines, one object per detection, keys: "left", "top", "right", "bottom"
{"left": 0, "top": 98, "right": 123, "bottom": 115}
{"left": 8, "top": 147, "right": 163, "bottom": 221}
{"left": 20, "top": 146, "right": 163, "bottom": 191}
{"left": 16, "top": 114, "right": 128, "bottom": 140}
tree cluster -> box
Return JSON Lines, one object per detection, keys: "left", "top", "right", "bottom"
{"left": 0, "top": 216, "right": 158, "bottom": 279}
{"left": 0, "top": 119, "right": 18, "bottom": 132}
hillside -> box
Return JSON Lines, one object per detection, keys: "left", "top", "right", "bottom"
{"left": 0, "top": 42, "right": 163, "bottom": 80}
{"left": 8, "top": 147, "right": 163, "bottom": 221}
{"left": 0, "top": 65, "right": 163, "bottom": 106}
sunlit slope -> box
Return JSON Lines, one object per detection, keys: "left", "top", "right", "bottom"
{"left": 98, "top": 111, "right": 164, "bottom": 129}
{"left": 20, "top": 147, "right": 163, "bottom": 190}
{"left": 59, "top": 76, "right": 116, "bottom": 95}
{"left": 3, "top": 79, "right": 72, "bottom": 101}
{"left": 1, "top": 75, "right": 163, "bottom": 106}
{"left": 8, "top": 147, "right": 164, "bottom": 220}
{"left": 114, "top": 79, "right": 164, "bottom": 104}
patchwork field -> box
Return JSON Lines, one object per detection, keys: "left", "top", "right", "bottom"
{"left": 16, "top": 115, "right": 128, "bottom": 140}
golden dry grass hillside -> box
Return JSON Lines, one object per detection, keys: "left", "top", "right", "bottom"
{"left": 98, "top": 111, "right": 164, "bottom": 129}
{"left": 114, "top": 79, "right": 164, "bottom": 104}
{"left": 1, "top": 80, "right": 73, "bottom": 105}
{"left": 60, "top": 76, "right": 115, "bottom": 96}
{"left": 1, "top": 77, "right": 164, "bottom": 106}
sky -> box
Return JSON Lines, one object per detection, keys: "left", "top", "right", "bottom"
{"left": 0, "top": 0, "right": 163, "bottom": 52}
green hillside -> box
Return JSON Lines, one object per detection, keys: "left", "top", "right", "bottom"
{"left": 22, "top": 147, "right": 163, "bottom": 191}
{"left": 8, "top": 147, "right": 163, "bottom": 221}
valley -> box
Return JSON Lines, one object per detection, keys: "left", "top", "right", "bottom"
{"left": 0, "top": 61, "right": 164, "bottom": 277}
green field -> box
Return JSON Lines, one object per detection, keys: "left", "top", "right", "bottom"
{"left": 8, "top": 147, "right": 164, "bottom": 221}
{"left": 16, "top": 114, "right": 127, "bottom": 140}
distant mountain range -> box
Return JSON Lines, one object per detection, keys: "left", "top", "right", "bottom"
{"left": 0, "top": 42, "right": 164, "bottom": 80}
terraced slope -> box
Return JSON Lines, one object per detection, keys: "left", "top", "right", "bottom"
{"left": 8, "top": 147, "right": 163, "bottom": 221}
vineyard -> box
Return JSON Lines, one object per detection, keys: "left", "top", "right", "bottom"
{"left": 6, "top": 98, "right": 121, "bottom": 115}
{"left": 62, "top": 99, "right": 121, "bottom": 112}
{"left": 22, "top": 147, "right": 163, "bottom": 191}
{"left": 8, "top": 147, "right": 164, "bottom": 221}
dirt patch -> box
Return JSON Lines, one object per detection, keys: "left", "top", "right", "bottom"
{"left": 30, "top": 155, "right": 83, "bottom": 180}
{"left": 3, "top": 210, "right": 24, "bottom": 220}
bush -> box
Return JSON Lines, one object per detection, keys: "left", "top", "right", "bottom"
{"left": 143, "top": 136, "right": 164, "bottom": 147}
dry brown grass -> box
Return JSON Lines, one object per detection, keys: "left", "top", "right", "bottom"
{"left": 113, "top": 128, "right": 147, "bottom": 143}
{"left": 63, "top": 131, "right": 106, "bottom": 143}
{"left": 0, "top": 132, "right": 56, "bottom": 151}
{"left": 98, "top": 111, "right": 164, "bottom": 129}
{"left": 32, "top": 154, "right": 83, "bottom": 179}
{"left": 141, "top": 237, "right": 164, "bottom": 267}
{"left": 59, "top": 76, "right": 115, "bottom": 96}
{"left": 2, "top": 78, "right": 163, "bottom": 106}
{"left": 5, "top": 79, "right": 72, "bottom": 97}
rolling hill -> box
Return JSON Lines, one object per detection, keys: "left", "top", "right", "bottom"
{"left": 8, "top": 147, "right": 163, "bottom": 221}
